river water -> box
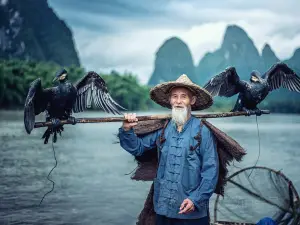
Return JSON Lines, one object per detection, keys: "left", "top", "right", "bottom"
{"left": 0, "top": 110, "right": 299, "bottom": 225}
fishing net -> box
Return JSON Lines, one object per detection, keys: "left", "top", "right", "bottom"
{"left": 213, "top": 166, "right": 300, "bottom": 225}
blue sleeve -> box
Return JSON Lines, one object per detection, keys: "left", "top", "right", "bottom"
{"left": 189, "top": 126, "right": 219, "bottom": 210}
{"left": 118, "top": 127, "right": 162, "bottom": 156}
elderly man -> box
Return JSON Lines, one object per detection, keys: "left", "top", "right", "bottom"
{"left": 118, "top": 74, "right": 219, "bottom": 225}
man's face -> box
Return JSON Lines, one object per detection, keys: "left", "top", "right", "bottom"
{"left": 169, "top": 87, "right": 195, "bottom": 109}
{"left": 169, "top": 87, "right": 196, "bottom": 126}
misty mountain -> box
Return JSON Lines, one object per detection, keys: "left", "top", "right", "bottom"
{"left": 261, "top": 44, "right": 280, "bottom": 69}
{"left": 196, "top": 25, "right": 269, "bottom": 85}
{"left": 148, "top": 37, "right": 195, "bottom": 85}
{"left": 0, "top": 0, "right": 80, "bottom": 67}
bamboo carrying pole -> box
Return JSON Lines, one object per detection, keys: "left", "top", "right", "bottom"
{"left": 33, "top": 110, "right": 270, "bottom": 129}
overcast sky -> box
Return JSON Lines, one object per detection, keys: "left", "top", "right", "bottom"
{"left": 48, "top": 0, "right": 300, "bottom": 84}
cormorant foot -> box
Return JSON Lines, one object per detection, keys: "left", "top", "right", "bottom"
{"left": 254, "top": 109, "right": 262, "bottom": 116}
{"left": 242, "top": 107, "right": 251, "bottom": 116}
{"left": 51, "top": 118, "right": 61, "bottom": 128}
{"left": 67, "top": 116, "right": 76, "bottom": 125}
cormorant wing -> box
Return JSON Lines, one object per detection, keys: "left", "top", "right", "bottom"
{"left": 203, "top": 67, "right": 241, "bottom": 97}
{"left": 262, "top": 62, "right": 300, "bottom": 92}
{"left": 73, "top": 71, "right": 126, "bottom": 114}
{"left": 24, "top": 78, "right": 53, "bottom": 134}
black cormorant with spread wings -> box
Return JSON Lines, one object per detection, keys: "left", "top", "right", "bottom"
{"left": 203, "top": 62, "right": 300, "bottom": 115}
{"left": 24, "top": 69, "right": 126, "bottom": 144}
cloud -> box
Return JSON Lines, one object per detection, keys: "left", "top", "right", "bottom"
{"left": 179, "top": 23, "right": 228, "bottom": 63}
{"left": 164, "top": 1, "right": 300, "bottom": 59}
{"left": 72, "top": 21, "right": 230, "bottom": 84}
{"left": 74, "top": 26, "right": 184, "bottom": 84}
{"left": 48, "top": 0, "right": 300, "bottom": 84}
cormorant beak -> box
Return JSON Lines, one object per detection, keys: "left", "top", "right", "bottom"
{"left": 53, "top": 73, "right": 67, "bottom": 83}
{"left": 251, "top": 76, "right": 258, "bottom": 82}
{"left": 53, "top": 77, "right": 58, "bottom": 83}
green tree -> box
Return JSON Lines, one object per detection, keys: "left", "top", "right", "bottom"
{"left": 101, "top": 71, "right": 155, "bottom": 111}
{"left": 0, "top": 59, "right": 85, "bottom": 109}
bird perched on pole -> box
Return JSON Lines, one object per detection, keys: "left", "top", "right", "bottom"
{"left": 203, "top": 62, "right": 300, "bottom": 115}
{"left": 24, "top": 68, "right": 126, "bottom": 144}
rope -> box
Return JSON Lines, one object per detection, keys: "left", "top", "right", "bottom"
{"left": 39, "top": 137, "right": 57, "bottom": 206}
{"left": 232, "top": 115, "right": 261, "bottom": 176}
{"left": 247, "top": 115, "right": 261, "bottom": 178}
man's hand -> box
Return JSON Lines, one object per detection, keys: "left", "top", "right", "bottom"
{"left": 178, "top": 198, "right": 195, "bottom": 214}
{"left": 122, "top": 113, "right": 138, "bottom": 131}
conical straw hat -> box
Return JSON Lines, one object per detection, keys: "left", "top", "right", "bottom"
{"left": 149, "top": 74, "right": 213, "bottom": 111}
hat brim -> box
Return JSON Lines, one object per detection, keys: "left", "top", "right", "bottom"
{"left": 150, "top": 82, "right": 213, "bottom": 111}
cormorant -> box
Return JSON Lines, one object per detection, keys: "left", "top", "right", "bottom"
{"left": 203, "top": 62, "right": 300, "bottom": 115}
{"left": 24, "top": 69, "right": 125, "bottom": 143}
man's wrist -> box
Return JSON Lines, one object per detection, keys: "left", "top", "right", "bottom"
{"left": 119, "top": 126, "right": 134, "bottom": 133}
{"left": 122, "top": 126, "right": 131, "bottom": 131}
{"left": 188, "top": 197, "right": 199, "bottom": 210}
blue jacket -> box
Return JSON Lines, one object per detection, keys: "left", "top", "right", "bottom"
{"left": 118, "top": 116, "right": 219, "bottom": 219}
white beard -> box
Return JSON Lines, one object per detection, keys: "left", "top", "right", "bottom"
{"left": 171, "top": 106, "right": 188, "bottom": 126}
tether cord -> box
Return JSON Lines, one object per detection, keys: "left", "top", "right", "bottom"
{"left": 124, "top": 164, "right": 139, "bottom": 175}
{"left": 247, "top": 115, "right": 261, "bottom": 177}
{"left": 232, "top": 115, "right": 261, "bottom": 176}
{"left": 39, "top": 136, "right": 57, "bottom": 206}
